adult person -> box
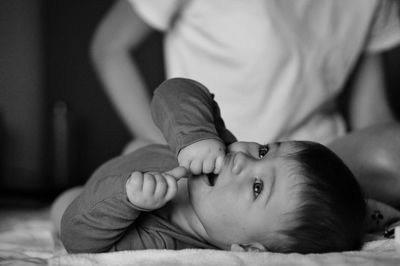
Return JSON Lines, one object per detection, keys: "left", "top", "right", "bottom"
{"left": 90, "top": 0, "right": 400, "bottom": 206}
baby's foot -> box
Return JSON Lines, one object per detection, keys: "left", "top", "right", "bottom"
{"left": 365, "top": 199, "right": 400, "bottom": 234}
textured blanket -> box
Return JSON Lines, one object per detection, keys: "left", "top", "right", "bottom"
{"left": 1, "top": 208, "right": 400, "bottom": 266}
{"left": 49, "top": 241, "right": 400, "bottom": 266}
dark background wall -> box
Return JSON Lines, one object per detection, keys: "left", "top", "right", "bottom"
{"left": 0, "top": 0, "right": 399, "bottom": 202}
{"left": 1, "top": 0, "right": 46, "bottom": 192}
{"left": 0, "top": 0, "right": 164, "bottom": 200}
{"left": 42, "top": 0, "right": 164, "bottom": 189}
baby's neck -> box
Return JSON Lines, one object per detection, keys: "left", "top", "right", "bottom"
{"left": 162, "top": 178, "right": 208, "bottom": 243}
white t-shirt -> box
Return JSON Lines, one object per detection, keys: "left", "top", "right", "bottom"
{"left": 127, "top": 0, "right": 400, "bottom": 144}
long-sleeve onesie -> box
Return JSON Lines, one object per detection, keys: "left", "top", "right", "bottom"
{"left": 61, "top": 78, "right": 236, "bottom": 253}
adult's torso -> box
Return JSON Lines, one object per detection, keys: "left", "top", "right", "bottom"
{"left": 163, "top": 0, "right": 378, "bottom": 144}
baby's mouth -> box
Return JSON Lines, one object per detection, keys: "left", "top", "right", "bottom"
{"left": 206, "top": 173, "right": 218, "bottom": 187}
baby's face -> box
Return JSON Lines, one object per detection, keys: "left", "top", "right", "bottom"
{"left": 188, "top": 141, "right": 304, "bottom": 248}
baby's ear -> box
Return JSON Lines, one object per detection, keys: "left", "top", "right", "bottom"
{"left": 230, "top": 242, "right": 266, "bottom": 252}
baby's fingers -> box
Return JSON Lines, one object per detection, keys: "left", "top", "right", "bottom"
{"left": 213, "top": 155, "right": 225, "bottom": 174}
{"left": 127, "top": 171, "right": 144, "bottom": 192}
{"left": 189, "top": 160, "right": 203, "bottom": 175}
{"left": 165, "top": 166, "right": 188, "bottom": 180}
{"left": 202, "top": 158, "right": 215, "bottom": 174}
{"left": 161, "top": 173, "right": 179, "bottom": 202}
{"left": 142, "top": 172, "right": 157, "bottom": 195}
{"left": 177, "top": 154, "right": 191, "bottom": 170}
{"left": 152, "top": 173, "right": 168, "bottom": 197}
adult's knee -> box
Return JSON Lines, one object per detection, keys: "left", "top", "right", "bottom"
{"left": 328, "top": 122, "right": 400, "bottom": 205}
{"left": 365, "top": 143, "right": 400, "bottom": 176}
{"left": 358, "top": 123, "right": 400, "bottom": 175}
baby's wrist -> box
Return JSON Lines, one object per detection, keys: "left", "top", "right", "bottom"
{"left": 127, "top": 200, "right": 153, "bottom": 212}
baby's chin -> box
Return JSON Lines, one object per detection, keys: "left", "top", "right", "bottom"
{"left": 187, "top": 174, "right": 212, "bottom": 203}
{"left": 186, "top": 177, "right": 195, "bottom": 198}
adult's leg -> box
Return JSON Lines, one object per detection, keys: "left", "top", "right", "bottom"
{"left": 50, "top": 187, "right": 83, "bottom": 235}
{"left": 328, "top": 122, "right": 400, "bottom": 209}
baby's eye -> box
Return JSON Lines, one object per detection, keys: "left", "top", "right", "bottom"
{"left": 258, "top": 145, "right": 269, "bottom": 159}
{"left": 253, "top": 178, "right": 264, "bottom": 198}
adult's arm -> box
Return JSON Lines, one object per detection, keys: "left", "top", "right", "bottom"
{"left": 347, "top": 52, "right": 396, "bottom": 130}
{"left": 151, "top": 78, "right": 237, "bottom": 156}
{"left": 90, "top": 0, "right": 165, "bottom": 145}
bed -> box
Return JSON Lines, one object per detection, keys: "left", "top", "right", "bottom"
{"left": 1, "top": 206, "right": 400, "bottom": 266}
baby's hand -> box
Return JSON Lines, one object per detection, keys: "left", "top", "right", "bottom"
{"left": 126, "top": 167, "right": 187, "bottom": 211}
{"left": 178, "top": 139, "right": 225, "bottom": 175}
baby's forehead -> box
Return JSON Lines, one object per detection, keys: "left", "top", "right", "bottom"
{"left": 273, "top": 155, "right": 308, "bottom": 201}
{"left": 276, "top": 159, "right": 309, "bottom": 206}
{"left": 276, "top": 141, "right": 307, "bottom": 153}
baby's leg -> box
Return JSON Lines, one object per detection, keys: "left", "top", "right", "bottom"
{"left": 50, "top": 186, "right": 83, "bottom": 235}
{"left": 328, "top": 122, "right": 400, "bottom": 209}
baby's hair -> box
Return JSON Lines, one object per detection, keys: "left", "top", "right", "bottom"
{"left": 267, "top": 141, "right": 366, "bottom": 253}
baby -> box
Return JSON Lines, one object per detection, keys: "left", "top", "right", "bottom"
{"left": 60, "top": 78, "right": 366, "bottom": 254}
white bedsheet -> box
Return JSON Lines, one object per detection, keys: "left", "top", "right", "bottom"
{"left": 1, "top": 208, "right": 400, "bottom": 266}
{"left": 49, "top": 241, "right": 400, "bottom": 266}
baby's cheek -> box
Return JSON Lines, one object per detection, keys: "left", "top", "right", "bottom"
{"left": 208, "top": 205, "right": 247, "bottom": 243}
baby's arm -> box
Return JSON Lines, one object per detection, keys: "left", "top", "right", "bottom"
{"left": 151, "top": 78, "right": 236, "bottom": 156}
{"left": 60, "top": 149, "right": 182, "bottom": 253}
{"left": 61, "top": 168, "right": 139, "bottom": 253}
{"left": 151, "top": 78, "right": 236, "bottom": 174}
